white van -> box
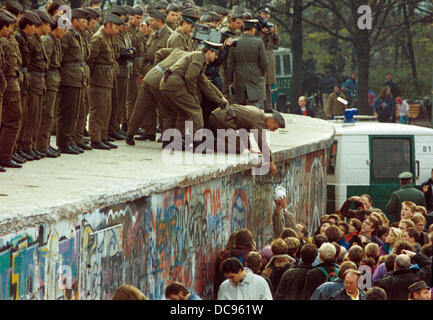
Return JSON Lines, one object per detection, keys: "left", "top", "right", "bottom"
{"left": 326, "top": 121, "right": 433, "bottom": 218}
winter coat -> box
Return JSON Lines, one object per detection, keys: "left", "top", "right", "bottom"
{"left": 309, "top": 278, "right": 344, "bottom": 300}
{"left": 374, "top": 97, "right": 394, "bottom": 122}
{"left": 303, "top": 262, "right": 340, "bottom": 299}
{"left": 275, "top": 263, "right": 314, "bottom": 300}
{"left": 319, "top": 75, "right": 336, "bottom": 94}
{"left": 329, "top": 287, "right": 366, "bottom": 300}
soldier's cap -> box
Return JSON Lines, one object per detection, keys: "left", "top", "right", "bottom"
{"left": 47, "top": 2, "right": 61, "bottom": 15}
{"left": 71, "top": 8, "right": 89, "bottom": 20}
{"left": 166, "top": 4, "right": 180, "bottom": 13}
{"left": 212, "top": 5, "right": 229, "bottom": 16}
{"left": 181, "top": 8, "right": 200, "bottom": 25}
{"left": 110, "top": 5, "right": 127, "bottom": 17}
{"left": 202, "top": 40, "right": 223, "bottom": 51}
{"left": 133, "top": 4, "right": 145, "bottom": 16}
{"left": 154, "top": 1, "right": 169, "bottom": 10}
{"left": 93, "top": 7, "right": 102, "bottom": 16}
{"left": 244, "top": 19, "right": 259, "bottom": 28}
{"left": 103, "top": 13, "right": 125, "bottom": 26}
{"left": 36, "top": 10, "right": 54, "bottom": 25}
{"left": 272, "top": 110, "right": 286, "bottom": 129}
{"left": 5, "top": 0, "right": 24, "bottom": 16}
{"left": 408, "top": 281, "right": 430, "bottom": 295}
{"left": 122, "top": 5, "right": 136, "bottom": 16}
{"left": 85, "top": 8, "right": 101, "bottom": 20}
{"left": 398, "top": 171, "right": 413, "bottom": 179}
{"left": 0, "top": 9, "right": 17, "bottom": 24}
{"left": 257, "top": 6, "right": 271, "bottom": 14}
{"left": 200, "top": 11, "right": 221, "bottom": 23}
{"left": 21, "top": 10, "right": 43, "bottom": 26}
{"left": 149, "top": 10, "right": 166, "bottom": 22}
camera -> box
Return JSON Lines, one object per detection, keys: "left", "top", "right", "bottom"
{"left": 192, "top": 24, "right": 238, "bottom": 47}
{"left": 257, "top": 15, "right": 274, "bottom": 32}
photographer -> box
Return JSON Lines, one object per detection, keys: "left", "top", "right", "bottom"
{"left": 257, "top": 6, "right": 280, "bottom": 112}
{"left": 339, "top": 195, "right": 372, "bottom": 222}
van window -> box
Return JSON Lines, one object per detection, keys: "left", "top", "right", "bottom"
{"left": 371, "top": 138, "right": 412, "bottom": 180}
{"left": 283, "top": 54, "right": 291, "bottom": 75}
{"left": 275, "top": 55, "right": 282, "bottom": 76}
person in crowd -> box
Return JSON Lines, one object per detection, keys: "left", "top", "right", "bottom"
{"left": 272, "top": 186, "right": 296, "bottom": 238}
{"left": 342, "top": 71, "right": 358, "bottom": 104}
{"left": 361, "top": 242, "right": 380, "bottom": 274}
{"left": 346, "top": 245, "right": 364, "bottom": 267}
{"left": 360, "top": 215, "right": 383, "bottom": 246}
{"left": 217, "top": 257, "right": 273, "bottom": 300}
{"left": 346, "top": 218, "right": 362, "bottom": 244}
{"left": 318, "top": 68, "right": 336, "bottom": 117}
{"left": 403, "top": 227, "right": 421, "bottom": 253}
{"left": 366, "top": 286, "right": 387, "bottom": 300}
{"left": 373, "top": 86, "right": 394, "bottom": 123}
{"left": 290, "top": 96, "right": 315, "bottom": 117}
{"left": 245, "top": 251, "right": 273, "bottom": 294}
{"left": 303, "top": 242, "right": 339, "bottom": 299}
{"left": 285, "top": 237, "right": 301, "bottom": 263}
{"left": 408, "top": 280, "right": 431, "bottom": 300}
{"left": 329, "top": 270, "right": 366, "bottom": 300}
{"left": 412, "top": 213, "right": 429, "bottom": 245}
{"left": 395, "top": 96, "right": 409, "bottom": 124}
{"left": 112, "top": 284, "right": 147, "bottom": 300}
{"left": 339, "top": 195, "right": 372, "bottom": 221}
{"left": 383, "top": 72, "right": 399, "bottom": 100}
{"left": 380, "top": 227, "right": 403, "bottom": 256}
{"left": 421, "top": 169, "right": 433, "bottom": 212}
{"left": 327, "top": 84, "right": 347, "bottom": 118}
{"left": 275, "top": 243, "right": 318, "bottom": 300}
{"left": 399, "top": 219, "right": 415, "bottom": 232}
{"left": 165, "top": 281, "right": 201, "bottom": 300}
{"left": 377, "top": 225, "right": 390, "bottom": 244}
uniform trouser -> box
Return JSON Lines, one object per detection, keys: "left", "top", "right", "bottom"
{"left": 127, "top": 82, "right": 172, "bottom": 136}
{"left": 88, "top": 85, "right": 112, "bottom": 143}
{"left": 72, "top": 84, "right": 87, "bottom": 145}
{"left": 22, "top": 90, "right": 43, "bottom": 152}
{"left": 265, "top": 84, "right": 272, "bottom": 111}
{"left": 160, "top": 77, "right": 204, "bottom": 137}
{"left": 36, "top": 90, "right": 57, "bottom": 152}
{"left": 0, "top": 92, "right": 22, "bottom": 161}
{"left": 57, "top": 86, "right": 82, "bottom": 148}
{"left": 107, "top": 77, "right": 120, "bottom": 136}
{"left": 124, "top": 74, "right": 139, "bottom": 125}
{"left": 16, "top": 92, "right": 28, "bottom": 152}
{"left": 116, "top": 76, "right": 129, "bottom": 130}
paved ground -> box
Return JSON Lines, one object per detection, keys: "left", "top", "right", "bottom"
{"left": 0, "top": 114, "right": 335, "bottom": 224}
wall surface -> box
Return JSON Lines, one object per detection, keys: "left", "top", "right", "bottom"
{"left": 0, "top": 149, "right": 327, "bottom": 300}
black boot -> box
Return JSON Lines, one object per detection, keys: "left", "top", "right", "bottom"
{"left": 59, "top": 146, "right": 79, "bottom": 155}
{"left": 0, "top": 159, "right": 22, "bottom": 168}
{"left": 125, "top": 134, "right": 135, "bottom": 146}
{"left": 102, "top": 139, "right": 118, "bottom": 149}
{"left": 91, "top": 141, "right": 110, "bottom": 150}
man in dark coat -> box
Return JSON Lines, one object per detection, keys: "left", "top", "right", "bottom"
{"left": 385, "top": 171, "right": 427, "bottom": 222}
{"left": 303, "top": 242, "right": 340, "bottom": 299}
{"left": 383, "top": 73, "right": 399, "bottom": 100}
{"left": 329, "top": 270, "right": 367, "bottom": 300}
{"left": 376, "top": 252, "right": 432, "bottom": 300}
{"left": 275, "top": 243, "right": 318, "bottom": 300}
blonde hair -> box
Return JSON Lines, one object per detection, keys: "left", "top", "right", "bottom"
{"left": 414, "top": 206, "right": 427, "bottom": 216}
{"left": 112, "top": 285, "right": 147, "bottom": 300}
{"left": 402, "top": 201, "right": 416, "bottom": 215}
{"left": 411, "top": 213, "right": 426, "bottom": 225}
{"left": 389, "top": 227, "right": 403, "bottom": 240}
{"left": 400, "top": 219, "right": 415, "bottom": 229}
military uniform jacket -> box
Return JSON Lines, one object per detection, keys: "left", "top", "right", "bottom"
{"left": 142, "top": 25, "right": 172, "bottom": 75}
{"left": 42, "top": 33, "right": 62, "bottom": 92}
{"left": 211, "top": 104, "right": 271, "bottom": 160}
{"left": 145, "top": 48, "right": 187, "bottom": 89}
{"left": 262, "top": 31, "right": 280, "bottom": 85}
{"left": 117, "top": 30, "right": 132, "bottom": 79}
{"left": 385, "top": 184, "right": 427, "bottom": 222}
{"left": 226, "top": 33, "right": 268, "bottom": 102}
{"left": 28, "top": 34, "right": 48, "bottom": 94}
{"left": 168, "top": 51, "right": 207, "bottom": 95}
{"left": 88, "top": 27, "right": 117, "bottom": 89}
{"left": 0, "top": 35, "right": 22, "bottom": 93}
{"left": 60, "top": 28, "right": 85, "bottom": 88}
{"left": 166, "top": 21, "right": 178, "bottom": 32}
{"left": 80, "top": 30, "right": 91, "bottom": 86}
{"left": 128, "top": 26, "right": 146, "bottom": 76}
{"left": 14, "top": 29, "right": 31, "bottom": 94}
{"left": 167, "top": 28, "right": 194, "bottom": 52}
{"left": 0, "top": 43, "right": 6, "bottom": 95}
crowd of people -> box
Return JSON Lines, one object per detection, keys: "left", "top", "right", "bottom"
{"left": 110, "top": 179, "right": 432, "bottom": 300}
{"left": 0, "top": 0, "right": 287, "bottom": 173}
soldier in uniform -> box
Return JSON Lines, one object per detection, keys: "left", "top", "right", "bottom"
{"left": 166, "top": 8, "right": 199, "bottom": 52}
{"left": 57, "top": 8, "right": 86, "bottom": 155}
{"left": 155, "top": 1, "right": 169, "bottom": 13}
{"left": 0, "top": 10, "right": 22, "bottom": 170}
{"left": 89, "top": 0, "right": 103, "bottom": 9}
{"left": 159, "top": 41, "right": 225, "bottom": 148}
{"left": 165, "top": 3, "right": 180, "bottom": 31}
{"left": 87, "top": 13, "right": 124, "bottom": 150}
{"left": 22, "top": 11, "right": 48, "bottom": 160}
{"left": 226, "top": 19, "right": 268, "bottom": 106}
{"left": 135, "top": 10, "right": 172, "bottom": 141}
{"left": 14, "top": 10, "right": 37, "bottom": 160}
{"left": 385, "top": 172, "right": 427, "bottom": 223}
{"left": 209, "top": 105, "right": 285, "bottom": 176}
{"left": 35, "top": 11, "right": 63, "bottom": 159}
{"left": 258, "top": 6, "right": 280, "bottom": 112}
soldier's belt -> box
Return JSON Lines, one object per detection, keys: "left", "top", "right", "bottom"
{"left": 155, "top": 65, "right": 165, "bottom": 75}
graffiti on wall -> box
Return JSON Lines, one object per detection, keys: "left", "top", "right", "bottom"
{"left": 0, "top": 149, "right": 328, "bottom": 300}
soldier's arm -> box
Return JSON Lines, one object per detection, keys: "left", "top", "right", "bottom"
{"left": 272, "top": 31, "right": 281, "bottom": 47}
{"left": 184, "top": 56, "right": 203, "bottom": 95}
{"left": 87, "top": 35, "right": 101, "bottom": 67}
{"left": 16, "top": 34, "right": 30, "bottom": 67}
{"left": 166, "top": 34, "right": 183, "bottom": 50}
{"left": 42, "top": 36, "right": 54, "bottom": 64}
{"left": 154, "top": 48, "right": 174, "bottom": 65}
{"left": 60, "top": 32, "right": 70, "bottom": 58}
{"left": 258, "top": 40, "right": 269, "bottom": 75}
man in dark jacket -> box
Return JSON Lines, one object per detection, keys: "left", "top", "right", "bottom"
{"left": 421, "top": 168, "right": 433, "bottom": 212}
{"left": 385, "top": 172, "right": 427, "bottom": 223}
{"left": 329, "top": 270, "right": 366, "bottom": 300}
{"left": 318, "top": 68, "right": 336, "bottom": 116}
{"left": 275, "top": 243, "right": 318, "bottom": 300}
{"left": 376, "top": 252, "right": 432, "bottom": 300}
{"left": 303, "top": 242, "right": 340, "bottom": 299}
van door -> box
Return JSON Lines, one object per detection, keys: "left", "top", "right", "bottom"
{"left": 369, "top": 135, "right": 415, "bottom": 213}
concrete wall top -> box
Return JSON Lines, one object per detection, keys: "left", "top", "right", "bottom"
{"left": 0, "top": 114, "right": 334, "bottom": 234}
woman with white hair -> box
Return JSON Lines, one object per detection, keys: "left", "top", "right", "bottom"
{"left": 272, "top": 186, "right": 296, "bottom": 239}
